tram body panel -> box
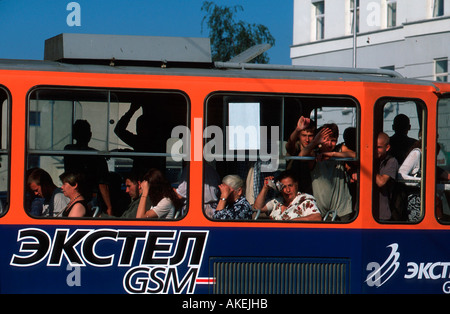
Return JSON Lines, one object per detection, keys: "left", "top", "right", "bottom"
{"left": 2, "top": 224, "right": 362, "bottom": 294}
{"left": 0, "top": 62, "right": 449, "bottom": 294}
{"left": 2, "top": 224, "right": 450, "bottom": 294}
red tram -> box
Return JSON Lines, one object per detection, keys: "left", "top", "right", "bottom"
{"left": 0, "top": 34, "right": 449, "bottom": 294}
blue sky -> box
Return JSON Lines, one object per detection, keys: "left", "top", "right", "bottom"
{"left": 0, "top": 0, "right": 293, "bottom": 65}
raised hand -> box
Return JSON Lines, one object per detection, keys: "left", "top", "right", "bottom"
{"left": 297, "top": 116, "right": 311, "bottom": 131}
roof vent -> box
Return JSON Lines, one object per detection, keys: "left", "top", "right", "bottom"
{"left": 44, "top": 33, "right": 212, "bottom": 67}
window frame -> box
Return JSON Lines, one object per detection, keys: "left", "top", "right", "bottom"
{"left": 204, "top": 91, "right": 360, "bottom": 223}
{"left": 350, "top": 0, "right": 360, "bottom": 34}
{"left": 436, "top": 94, "right": 450, "bottom": 224}
{"left": 386, "top": 0, "right": 397, "bottom": 28}
{"left": 435, "top": 58, "right": 449, "bottom": 83}
{"left": 373, "top": 97, "right": 427, "bottom": 224}
{"left": 313, "top": 0, "right": 325, "bottom": 40}
{"left": 25, "top": 85, "right": 191, "bottom": 220}
{"left": 0, "top": 85, "right": 11, "bottom": 218}
{"left": 433, "top": 0, "right": 444, "bottom": 17}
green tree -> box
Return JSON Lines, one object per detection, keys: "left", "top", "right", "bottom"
{"left": 201, "top": 1, "right": 275, "bottom": 64}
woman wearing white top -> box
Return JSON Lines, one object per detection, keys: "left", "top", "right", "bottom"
{"left": 254, "top": 171, "right": 322, "bottom": 221}
{"left": 136, "top": 168, "right": 180, "bottom": 219}
{"left": 398, "top": 141, "right": 422, "bottom": 222}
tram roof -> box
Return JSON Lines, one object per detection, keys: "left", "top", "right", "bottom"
{"left": 0, "top": 57, "right": 439, "bottom": 86}
{"left": 0, "top": 33, "right": 440, "bottom": 87}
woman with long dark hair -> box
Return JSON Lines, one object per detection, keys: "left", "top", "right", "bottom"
{"left": 136, "top": 168, "right": 180, "bottom": 219}
{"left": 27, "top": 168, "right": 69, "bottom": 217}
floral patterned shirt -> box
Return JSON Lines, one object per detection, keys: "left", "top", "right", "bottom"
{"left": 213, "top": 196, "right": 253, "bottom": 220}
{"left": 265, "top": 192, "right": 320, "bottom": 220}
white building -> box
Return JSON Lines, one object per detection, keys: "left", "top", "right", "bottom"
{"left": 291, "top": 0, "right": 450, "bottom": 81}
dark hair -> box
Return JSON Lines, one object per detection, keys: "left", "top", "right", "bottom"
{"left": 343, "top": 127, "right": 356, "bottom": 151}
{"left": 72, "top": 120, "right": 92, "bottom": 143}
{"left": 318, "top": 123, "right": 339, "bottom": 139}
{"left": 27, "top": 168, "right": 57, "bottom": 200}
{"left": 393, "top": 114, "right": 410, "bottom": 132}
{"left": 276, "top": 170, "right": 298, "bottom": 183}
{"left": 143, "top": 168, "right": 181, "bottom": 209}
{"left": 59, "top": 171, "right": 87, "bottom": 197}
{"left": 125, "top": 171, "right": 142, "bottom": 184}
{"left": 303, "top": 118, "right": 316, "bottom": 132}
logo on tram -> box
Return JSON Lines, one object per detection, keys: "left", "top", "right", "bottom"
{"left": 10, "top": 228, "right": 210, "bottom": 294}
{"left": 366, "top": 243, "right": 450, "bottom": 293}
{"left": 365, "top": 243, "right": 400, "bottom": 287}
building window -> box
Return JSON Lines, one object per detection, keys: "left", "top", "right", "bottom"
{"left": 433, "top": 0, "right": 444, "bottom": 17}
{"left": 314, "top": 1, "right": 325, "bottom": 40}
{"left": 435, "top": 58, "right": 448, "bottom": 82}
{"left": 350, "top": 0, "right": 360, "bottom": 34}
{"left": 387, "top": 0, "right": 397, "bottom": 27}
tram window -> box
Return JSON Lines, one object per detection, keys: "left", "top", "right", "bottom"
{"left": 204, "top": 93, "right": 359, "bottom": 223}
{"left": 437, "top": 97, "right": 450, "bottom": 223}
{"left": 373, "top": 98, "right": 426, "bottom": 223}
{"left": 26, "top": 88, "right": 189, "bottom": 220}
{"left": 0, "top": 87, "right": 9, "bottom": 217}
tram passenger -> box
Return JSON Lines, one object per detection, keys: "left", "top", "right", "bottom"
{"left": 343, "top": 127, "right": 356, "bottom": 152}
{"left": 114, "top": 102, "right": 167, "bottom": 173}
{"left": 339, "top": 127, "right": 358, "bottom": 180}
{"left": 59, "top": 172, "right": 90, "bottom": 218}
{"left": 25, "top": 167, "right": 44, "bottom": 216}
{"left": 286, "top": 116, "right": 316, "bottom": 156}
{"left": 119, "top": 171, "right": 150, "bottom": 218}
{"left": 375, "top": 132, "right": 399, "bottom": 221}
{"left": 212, "top": 175, "right": 252, "bottom": 220}
{"left": 27, "top": 168, "right": 69, "bottom": 217}
{"left": 286, "top": 116, "right": 316, "bottom": 194}
{"left": 300, "top": 123, "right": 353, "bottom": 221}
{"left": 389, "top": 114, "right": 417, "bottom": 165}
{"left": 136, "top": 168, "right": 180, "bottom": 219}
{"left": 396, "top": 138, "right": 450, "bottom": 221}
{"left": 107, "top": 172, "right": 131, "bottom": 217}
{"left": 253, "top": 171, "right": 321, "bottom": 221}
{"left": 398, "top": 138, "right": 422, "bottom": 222}
{"left": 114, "top": 102, "right": 155, "bottom": 173}
{"left": 64, "top": 120, "right": 113, "bottom": 216}
{"left": 333, "top": 127, "right": 358, "bottom": 210}
{"left": 245, "top": 159, "right": 278, "bottom": 207}
{"left": 436, "top": 144, "right": 450, "bottom": 221}
{"left": 319, "top": 127, "right": 356, "bottom": 160}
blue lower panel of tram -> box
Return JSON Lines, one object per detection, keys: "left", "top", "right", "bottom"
{"left": 0, "top": 225, "right": 448, "bottom": 294}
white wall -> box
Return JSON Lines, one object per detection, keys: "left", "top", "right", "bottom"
{"left": 291, "top": 0, "right": 450, "bottom": 80}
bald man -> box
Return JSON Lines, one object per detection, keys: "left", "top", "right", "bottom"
{"left": 375, "top": 132, "right": 399, "bottom": 221}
